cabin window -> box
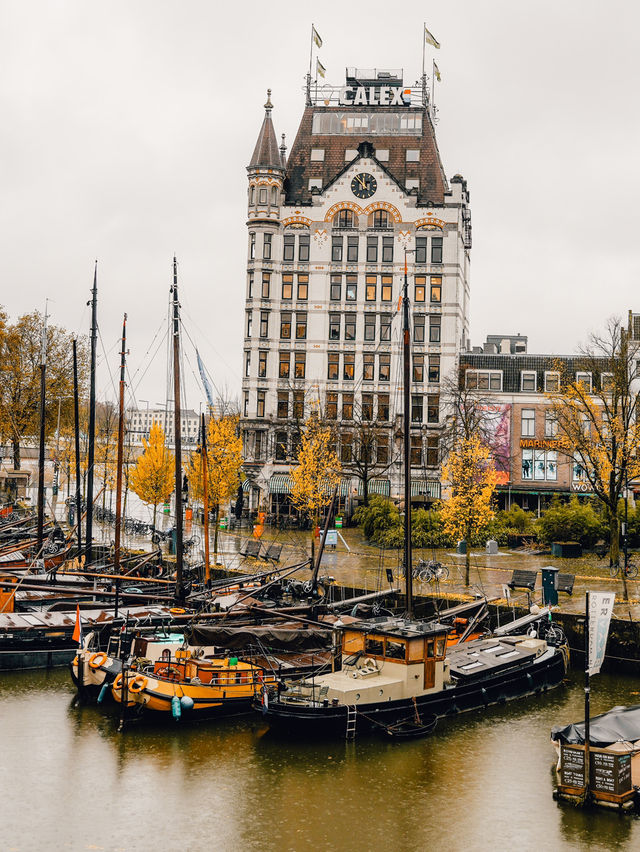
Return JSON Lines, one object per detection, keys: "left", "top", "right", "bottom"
{"left": 365, "top": 637, "right": 384, "bottom": 656}
{"left": 435, "top": 636, "right": 446, "bottom": 658}
{"left": 426, "top": 639, "right": 435, "bottom": 658}
{"left": 385, "top": 639, "right": 406, "bottom": 661}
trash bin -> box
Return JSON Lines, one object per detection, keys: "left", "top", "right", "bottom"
{"left": 486, "top": 539, "right": 498, "bottom": 555}
{"left": 457, "top": 540, "right": 467, "bottom": 555}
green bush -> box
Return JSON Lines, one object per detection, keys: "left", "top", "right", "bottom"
{"left": 353, "top": 495, "right": 401, "bottom": 543}
{"left": 534, "top": 495, "right": 605, "bottom": 547}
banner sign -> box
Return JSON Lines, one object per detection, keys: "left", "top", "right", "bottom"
{"left": 588, "top": 591, "right": 615, "bottom": 675}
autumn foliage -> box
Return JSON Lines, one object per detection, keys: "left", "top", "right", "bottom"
{"left": 129, "top": 423, "right": 174, "bottom": 528}
{"left": 290, "top": 416, "right": 341, "bottom": 521}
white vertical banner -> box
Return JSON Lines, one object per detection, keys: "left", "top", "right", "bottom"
{"left": 588, "top": 591, "right": 615, "bottom": 675}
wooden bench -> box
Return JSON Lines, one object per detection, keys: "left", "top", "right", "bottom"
{"left": 557, "top": 573, "right": 575, "bottom": 595}
{"left": 262, "top": 543, "right": 283, "bottom": 563}
{"left": 239, "top": 540, "right": 261, "bottom": 558}
{"left": 507, "top": 569, "right": 538, "bottom": 604}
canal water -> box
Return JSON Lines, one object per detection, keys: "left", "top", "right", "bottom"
{"left": 2, "top": 668, "right": 639, "bottom": 851}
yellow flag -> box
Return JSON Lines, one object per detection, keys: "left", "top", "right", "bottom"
{"left": 425, "top": 25, "right": 440, "bottom": 49}
{"left": 316, "top": 59, "right": 326, "bottom": 79}
{"left": 434, "top": 62, "right": 441, "bottom": 82}
{"left": 312, "top": 26, "right": 323, "bottom": 48}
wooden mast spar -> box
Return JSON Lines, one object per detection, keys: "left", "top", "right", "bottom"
{"left": 403, "top": 250, "right": 414, "bottom": 618}
{"left": 113, "top": 314, "right": 128, "bottom": 583}
{"left": 171, "top": 258, "right": 184, "bottom": 601}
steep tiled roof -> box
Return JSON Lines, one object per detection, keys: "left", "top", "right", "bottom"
{"left": 248, "top": 91, "right": 283, "bottom": 171}
{"left": 283, "top": 106, "right": 448, "bottom": 206}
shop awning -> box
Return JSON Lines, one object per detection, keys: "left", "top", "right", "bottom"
{"left": 240, "top": 478, "right": 253, "bottom": 492}
{"left": 411, "top": 479, "right": 440, "bottom": 498}
{"left": 269, "top": 474, "right": 293, "bottom": 494}
{"left": 357, "top": 479, "right": 391, "bottom": 497}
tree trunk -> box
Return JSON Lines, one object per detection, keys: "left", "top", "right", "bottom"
{"left": 152, "top": 502, "right": 157, "bottom": 533}
{"left": 464, "top": 522, "right": 471, "bottom": 586}
{"left": 609, "top": 502, "right": 628, "bottom": 601}
{"left": 363, "top": 477, "right": 369, "bottom": 507}
{"left": 12, "top": 438, "right": 20, "bottom": 470}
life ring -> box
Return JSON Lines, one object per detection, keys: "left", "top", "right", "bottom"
{"left": 156, "top": 666, "right": 179, "bottom": 678}
{"left": 89, "top": 652, "right": 108, "bottom": 669}
{"left": 72, "top": 656, "right": 79, "bottom": 667}
{"left": 113, "top": 673, "right": 123, "bottom": 690}
{"left": 170, "top": 607, "right": 186, "bottom": 615}
{"left": 129, "top": 675, "right": 148, "bottom": 694}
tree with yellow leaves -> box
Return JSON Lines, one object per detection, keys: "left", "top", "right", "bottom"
{"left": 548, "top": 317, "right": 640, "bottom": 601}
{"left": 185, "top": 414, "right": 243, "bottom": 563}
{"left": 290, "top": 414, "right": 341, "bottom": 537}
{"left": 128, "top": 423, "right": 174, "bottom": 530}
{"left": 440, "top": 435, "right": 499, "bottom": 586}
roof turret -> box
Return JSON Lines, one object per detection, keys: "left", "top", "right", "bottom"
{"left": 248, "top": 90, "right": 284, "bottom": 171}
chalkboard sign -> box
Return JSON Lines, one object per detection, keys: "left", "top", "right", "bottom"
{"left": 590, "top": 751, "right": 632, "bottom": 796}
{"left": 560, "top": 745, "right": 585, "bottom": 788}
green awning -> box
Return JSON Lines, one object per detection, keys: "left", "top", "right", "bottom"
{"left": 240, "top": 478, "right": 253, "bottom": 492}
{"left": 269, "top": 474, "right": 293, "bottom": 494}
{"left": 411, "top": 480, "right": 440, "bottom": 498}
{"left": 357, "top": 479, "right": 391, "bottom": 497}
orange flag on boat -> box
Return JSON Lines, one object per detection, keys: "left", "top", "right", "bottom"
{"left": 72, "top": 603, "right": 83, "bottom": 645}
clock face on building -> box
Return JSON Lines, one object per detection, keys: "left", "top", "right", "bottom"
{"left": 350, "top": 172, "right": 377, "bottom": 199}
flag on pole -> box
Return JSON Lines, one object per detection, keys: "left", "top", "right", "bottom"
{"left": 433, "top": 62, "right": 441, "bottom": 82}
{"left": 72, "top": 602, "right": 83, "bottom": 647}
{"left": 424, "top": 25, "right": 441, "bottom": 49}
{"left": 312, "top": 26, "right": 323, "bottom": 48}
{"left": 588, "top": 591, "right": 615, "bottom": 675}
{"left": 316, "top": 59, "right": 326, "bottom": 79}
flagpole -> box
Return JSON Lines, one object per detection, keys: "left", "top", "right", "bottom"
{"left": 307, "top": 24, "right": 314, "bottom": 106}
{"left": 422, "top": 23, "right": 427, "bottom": 107}
{"left": 432, "top": 59, "right": 436, "bottom": 113}
{"left": 584, "top": 590, "right": 591, "bottom": 799}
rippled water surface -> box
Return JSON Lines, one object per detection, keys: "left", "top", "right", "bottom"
{"left": 2, "top": 666, "right": 640, "bottom": 852}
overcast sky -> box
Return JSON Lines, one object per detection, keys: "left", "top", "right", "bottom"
{"left": 2, "top": 1, "right": 639, "bottom": 411}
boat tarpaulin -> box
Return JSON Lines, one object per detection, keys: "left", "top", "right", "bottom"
{"left": 551, "top": 704, "right": 640, "bottom": 747}
{"left": 185, "top": 623, "right": 332, "bottom": 651}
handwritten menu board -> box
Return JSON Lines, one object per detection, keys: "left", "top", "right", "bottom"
{"left": 590, "top": 751, "right": 632, "bottom": 796}
{"left": 560, "top": 746, "right": 585, "bottom": 788}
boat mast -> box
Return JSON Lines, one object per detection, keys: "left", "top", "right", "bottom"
{"left": 201, "top": 412, "right": 210, "bottom": 587}
{"left": 72, "top": 339, "right": 83, "bottom": 557}
{"left": 36, "top": 305, "right": 48, "bottom": 553}
{"left": 85, "top": 262, "right": 98, "bottom": 566}
{"left": 403, "top": 250, "right": 414, "bottom": 618}
{"left": 171, "top": 258, "right": 184, "bottom": 600}
{"left": 113, "top": 314, "right": 127, "bottom": 578}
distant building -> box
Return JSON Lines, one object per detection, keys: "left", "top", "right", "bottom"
{"left": 126, "top": 407, "right": 200, "bottom": 447}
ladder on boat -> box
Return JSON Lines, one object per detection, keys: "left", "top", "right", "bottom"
{"left": 346, "top": 705, "right": 357, "bottom": 740}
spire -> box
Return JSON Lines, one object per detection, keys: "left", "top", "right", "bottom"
{"left": 249, "top": 89, "right": 283, "bottom": 170}
{"left": 279, "top": 133, "right": 287, "bottom": 168}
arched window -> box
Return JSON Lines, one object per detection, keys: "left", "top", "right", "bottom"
{"left": 271, "top": 185, "right": 278, "bottom": 205}
{"left": 368, "top": 209, "right": 390, "bottom": 229}
{"left": 334, "top": 208, "right": 355, "bottom": 229}
{"left": 249, "top": 185, "right": 255, "bottom": 204}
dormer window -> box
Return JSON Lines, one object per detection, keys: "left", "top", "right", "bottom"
{"left": 521, "top": 371, "right": 537, "bottom": 392}
{"left": 406, "top": 149, "right": 420, "bottom": 162}
{"left": 576, "top": 371, "right": 592, "bottom": 392}
{"left": 310, "top": 148, "right": 325, "bottom": 161}
{"left": 308, "top": 178, "right": 322, "bottom": 191}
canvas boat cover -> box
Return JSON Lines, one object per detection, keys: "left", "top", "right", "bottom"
{"left": 186, "top": 622, "right": 333, "bottom": 651}
{"left": 551, "top": 704, "right": 640, "bottom": 746}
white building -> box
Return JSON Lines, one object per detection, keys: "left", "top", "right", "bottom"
{"left": 241, "top": 69, "right": 472, "bottom": 514}
{"left": 126, "top": 407, "right": 200, "bottom": 447}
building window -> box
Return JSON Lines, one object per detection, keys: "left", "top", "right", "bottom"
{"left": 330, "top": 274, "right": 341, "bottom": 301}
{"left": 367, "top": 236, "right": 378, "bottom": 263}
{"left": 346, "top": 275, "right": 357, "bottom": 301}
{"left": 415, "top": 236, "right": 427, "bottom": 264}
{"left": 299, "top": 234, "right": 310, "bottom": 262}
{"left": 379, "top": 353, "right": 390, "bottom": 382}
{"left": 576, "top": 371, "right": 592, "bottom": 392}
{"left": 429, "top": 315, "right": 441, "bottom": 343}
{"left": 544, "top": 371, "right": 560, "bottom": 392}
{"left": 246, "top": 311, "right": 253, "bottom": 338}
{"left": 465, "top": 369, "right": 502, "bottom": 391}
{"left": 244, "top": 351, "right": 251, "bottom": 378}
{"left": 521, "top": 371, "right": 537, "bottom": 392}
{"left": 411, "top": 395, "right": 423, "bottom": 423}
{"left": 243, "top": 392, "right": 248, "bottom": 417}
{"left": 364, "top": 314, "right": 376, "bottom": 341}
{"left": 342, "top": 394, "right": 354, "bottom": 420}
{"left": 293, "top": 391, "right": 304, "bottom": 419}
{"left": 428, "top": 355, "right": 440, "bottom": 383}
{"left": 380, "top": 314, "right": 392, "bottom": 342}
{"left": 414, "top": 315, "right": 425, "bottom": 343}
{"left": 277, "top": 391, "right": 289, "bottom": 419}
{"left": 363, "top": 353, "right": 374, "bottom": 381}
{"left": 601, "top": 372, "right": 613, "bottom": 393}
{"left": 308, "top": 178, "right": 322, "bottom": 191}
{"left": 249, "top": 185, "right": 255, "bottom": 205}
{"left": 279, "top": 351, "right": 290, "bottom": 378}
{"left": 573, "top": 458, "right": 588, "bottom": 482}
{"left": 327, "top": 352, "right": 339, "bottom": 380}
{"left": 413, "top": 353, "right": 424, "bottom": 383}
{"left": 282, "top": 273, "right": 293, "bottom": 300}
{"left": 263, "top": 233, "right": 272, "bottom": 260}
{"left": 406, "top": 149, "right": 420, "bottom": 162}
{"left": 294, "top": 351, "right": 306, "bottom": 379}
{"left": 343, "top": 352, "right": 355, "bottom": 381}
{"left": 335, "top": 209, "right": 354, "bottom": 228}
{"left": 430, "top": 276, "right": 442, "bottom": 303}
{"left": 415, "top": 277, "right": 426, "bottom": 302}
{"left": 362, "top": 393, "right": 373, "bottom": 420}
{"left": 259, "top": 311, "right": 269, "bottom": 338}
{"left": 426, "top": 436, "right": 439, "bottom": 467}
{"left": 427, "top": 395, "right": 439, "bottom": 424}
{"left": 261, "top": 273, "right": 270, "bottom": 299}
{"left": 347, "top": 236, "right": 359, "bottom": 262}
{"left": 381, "top": 276, "right": 393, "bottom": 302}
{"left": 257, "top": 391, "right": 266, "bottom": 418}
{"left": 376, "top": 149, "right": 389, "bottom": 162}
{"left": 410, "top": 435, "right": 422, "bottom": 466}
{"left": 271, "top": 186, "right": 278, "bottom": 205}
{"left": 378, "top": 394, "right": 390, "bottom": 421}
{"left": 249, "top": 233, "right": 256, "bottom": 259}
{"left": 275, "top": 431, "right": 287, "bottom": 461}
{"left": 310, "top": 148, "right": 325, "bottom": 161}
{"left": 365, "top": 276, "right": 377, "bottom": 301}
{"left": 431, "top": 236, "right": 443, "bottom": 264}
{"left": 376, "top": 434, "right": 389, "bottom": 464}
{"left": 332, "top": 237, "right": 343, "bottom": 262}
{"left": 522, "top": 448, "right": 557, "bottom": 481}
{"left": 521, "top": 409, "right": 535, "bottom": 437}
{"left": 297, "top": 274, "right": 308, "bottom": 300}
{"left": 295, "top": 313, "right": 307, "bottom": 339}
{"left": 255, "top": 431, "right": 265, "bottom": 461}
{"left": 258, "top": 350, "right": 267, "bottom": 378}
{"left": 382, "top": 237, "right": 394, "bottom": 263}
{"left": 248, "top": 273, "right": 254, "bottom": 298}
{"left": 545, "top": 411, "right": 558, "bottom": 437}
{"left": 329, "top": 313, "right": 341, "bottom": 340}
{"left": 371, "top": 209, "right": 390, "bottom": 229}
{"left": 344, "top": 313, "right": 357, "bottom": 341}
{"left": 259, "top": 188, "right": 267, "bottom": 204}
{"left": 280, "top": 311, "right": 291, "bottom": 339}
{"left": 283, "top": 234, "right": 295, "bottom": 262}
{"left": 326, "top": 392, "right": 338, "bottom": 420}
{"left": 341, "top": 431, "right": 353, "bottom": 461}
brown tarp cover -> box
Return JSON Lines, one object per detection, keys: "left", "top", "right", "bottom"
{"left": 185, "top": 622, "right": 333, "bottom": 651}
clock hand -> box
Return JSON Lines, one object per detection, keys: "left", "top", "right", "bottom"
{"left": 358, "top": 175, "right": 367, "bottom": 189}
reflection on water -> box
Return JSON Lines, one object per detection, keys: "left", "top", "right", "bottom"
{"left": 2, "top": 668, "right": 639, "bottom": 851}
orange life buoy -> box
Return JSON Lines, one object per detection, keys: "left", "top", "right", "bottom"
{"left": 113, "top": 673, "right": 123, "bottom": 690}
{"left": 129, "top": 675, "right": 148, "bottom": 693}
{"left": 89, "top": 652, "right": 108, "bottom": 669}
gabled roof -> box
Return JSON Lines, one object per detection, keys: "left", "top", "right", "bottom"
{"left": 248, "top": 90, "right": 283, "bottom": 171}
{"left": 320, "top": 141, "right": 407, "bottom": 196}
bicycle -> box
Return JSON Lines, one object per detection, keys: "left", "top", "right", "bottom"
{"left": 609, "top": 561, "right": 639, "bottom": 579}
{"left": 417, "top": 560, "right": 450, "bottom": 582}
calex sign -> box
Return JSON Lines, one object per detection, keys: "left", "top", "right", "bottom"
{"left": 339, "top": 86, "right": 412, "bottom": 106}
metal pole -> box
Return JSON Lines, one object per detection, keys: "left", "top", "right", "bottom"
{"left": 584, "top": 590, "right": 591, "bottom": 797}
{"left": 72, "top": 340, "right": 82, "bottom": 557}
{"left": 85, "top": 262, "right": 98, "bottom": 566}
{"left": 403, "top": 250, "right": 413, "bottom": 618}
{"left": 36, "top": 308, "right": 48, "bottom": 553}
{"left": 201, "top": 412, "right": 210, "bottom": 587}
{"left": 113, "top": 314, "right": 127, "bottom": 581}
{"left": 172, "top": 258, "right": 184, "bottom": 600}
